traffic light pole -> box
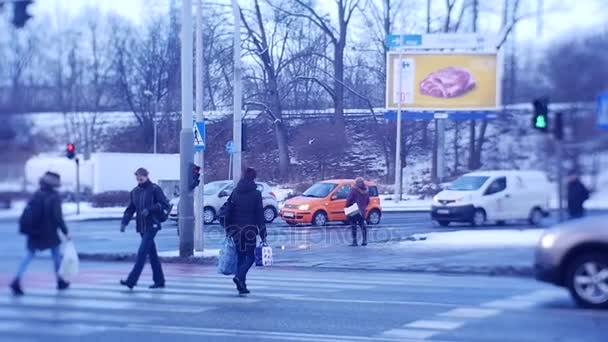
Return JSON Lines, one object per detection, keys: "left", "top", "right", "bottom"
{"left": 194, "top": 0, "right": 204, "bottom": 252}
{"left": 75, "top": 158, "right": 80, "bottom": 216}
{"left": 179, "top": 0, "right": 195, "bottom": 258}
{"left": 556, "top": 139, "right": 564, "bottom": 223}
{"left": 231, "top": 0, "right": 242, "bottom": 184}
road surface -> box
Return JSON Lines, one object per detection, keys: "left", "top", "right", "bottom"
{"left": 0, "top": 260, "right": 605, "bottom": 341}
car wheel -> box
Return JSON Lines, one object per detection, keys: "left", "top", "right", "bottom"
{"left": 566, "top": 253, "right": 608, "bottom": 309}
{"left": 312, "top": 211, "right": 328, "bottom": 227}
{"left": 367, "top": 209, "right": 382, "bottom": 225}
{"left": 203, "top": 207, "right": 216, "bottom": 224}
{"left": 438, "top": 220, "right": 451, "bottom": 227}
{"left": 263, "top": 206, "right": 277, "bottom": 223}
{"left": 529, "top": 208, "right": 544, "bottom": 226}
{"left": 471, "top": 209, "right": 486, "bottom": 227}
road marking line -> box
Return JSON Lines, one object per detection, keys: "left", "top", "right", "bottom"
{"left": 482, "top": 299, "right": 535, "bottom": 310}
{"left": 380, "top": 328, "right": 439, "bottom": 339}
{"left": 0, "top": 295, "right": 130, "bottom": 310}
{"left": 0, "top": 320, "right": 109, "bottom": 336}
{"left": 405, "top": 320, "right": 465, "bottom": 330}
{"left": 154, "top": 279, "right": 373, "bottom": 290}
{"left": 438, "top": 307, "right": 500, "bottom": 319}
{"left": 0, "top": 307, "right": 151, "bottom": 324}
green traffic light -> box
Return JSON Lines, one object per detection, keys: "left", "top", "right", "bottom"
{"left": 535, "top": 115, "right": 547, "bottom": 129}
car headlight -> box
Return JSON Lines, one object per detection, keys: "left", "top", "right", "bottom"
{"left": 298, "top": 204, "right": 310, "bottom": 211}
{"left": 541, "top": 233, "right": 557, "bottom": 249}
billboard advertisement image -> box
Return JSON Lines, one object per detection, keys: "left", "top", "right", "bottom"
{"left": 386, "top": 52, "right": 500, "bottom": 111}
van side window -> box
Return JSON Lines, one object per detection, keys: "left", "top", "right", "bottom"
{"left": 369, "top": 186, "right": 379, "bottom": 197}
{"left": 334, "top": 185, "right": 352, "bottom": 200}
{"left": 485, "top": 177, "right": 507, "bottom": 196}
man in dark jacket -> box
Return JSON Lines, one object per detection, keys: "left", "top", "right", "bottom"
{"left": 10, "top": 171, "right": 71, "bottom": 296}
{"left": 227, "top": 167, "right": 267, "bottom": 295}
{"left": 120, "top": 168, "right": 170, "bottom": 289}
{"left": 346, "top": 177, "right": 370, "bottom": 247}
{"left": 567, "top": 170, "right": 590, "bottom": 219}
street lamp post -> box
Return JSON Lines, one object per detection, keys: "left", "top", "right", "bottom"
{"left": 231, "top": 0, "right": 242, "bottom": 184}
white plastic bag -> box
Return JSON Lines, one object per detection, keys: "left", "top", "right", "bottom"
{"left": 255, "top": 243, "right": 273, "bottom": 267}
{"left": 344, "top": 203, "right": 359, "bottom": 217}
{"left": 59, "top": 241, "right": 79, "bottom": 279}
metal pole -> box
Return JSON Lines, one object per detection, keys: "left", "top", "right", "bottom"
{"left": 394, "top": 54, "right": 403, "bottom": 203}
{"left": 437, "top": 118, "right": 446, "bottom": 182}
{"left": 231, "top": 0, "right": 242, "bottom": 184}
{"left": 194, "top": 0, "right": 204, "bottom": 252}
{"left": 179, "top": 0, "right": 195, "bottom": 257}
{"left": 153, "top": 121, "right": 158, "bottom": 154}
{"left": 75, "top": 158, "right": 80, "bottom": 215}
{"left": 557, "top": 141, "right": 564, "bottom": 222}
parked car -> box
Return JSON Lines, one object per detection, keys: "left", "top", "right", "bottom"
{"left": 431, "top": 170, "right": 551, "bottom": 227}
{"left": 280, "top": 179, "right": 382, "bottom": 226}
{"left": 169, "top": 180, "right": 279, "bottom": 224}
{"left": 535, "top": 216, "right": 608, "bottom": 309}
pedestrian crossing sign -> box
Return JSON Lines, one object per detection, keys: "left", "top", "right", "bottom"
{"left": 194, "top": 121, "right": 206, "bottom": 151}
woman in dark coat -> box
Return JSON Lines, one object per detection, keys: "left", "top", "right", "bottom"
{"left": 227, "top": 167, "right": 267, "bottom": 295}
{"left": 11, "top": 172, "right": 71, "bottom": 296}
{"left": 346, "top": 177, "right": 370, "bottom": 247}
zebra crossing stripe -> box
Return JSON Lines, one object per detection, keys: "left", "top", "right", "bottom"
{"left": 0, "top": 321, "right": 109, "bottom": 336}
{"left": 0, "top": 307, "right": 150, "bottom": 324}
{"left": 164, "top": 278, "right": 373, "bottom": 290}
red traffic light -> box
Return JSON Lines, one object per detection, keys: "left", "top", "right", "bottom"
{"left": 67, "top": 144, "right": 75, "bottom": 152}
{"left": 66, "top": 143, "right": 76, "bottom": 159}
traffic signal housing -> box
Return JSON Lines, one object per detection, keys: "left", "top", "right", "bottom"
{"left": 532, "top": 98, "right": 549, "bottom": 132}
{"left": 554, "top": 112, "right": 564, "bottom": 141}
{"left": 66, "top": 143, "right": 76, "bottom": 159}
{"left": 189, "top": 163, "right": 201, "bottom": 190}
{"left": 12, "top": 1, "right": 34, "bottom": 28}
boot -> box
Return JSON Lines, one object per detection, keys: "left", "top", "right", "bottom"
{"left": 350, "top": 227, "right": 358, "bottom": 246}
{"left": 10, "top": 279, "right": 24, "bottom": 296}
{"left": 361, "top": 225, "right": 368, "bottom": 246}
{"left": 57, "top": 278, "right": 70, "bottom": 291}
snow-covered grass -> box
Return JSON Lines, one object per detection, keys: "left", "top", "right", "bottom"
{"left": 0, "top": 201, "right": 124, "bottom": 221}
{"left": 400, "top": 229, "right": 545, "bottom": 249}
{"left": 158, "top": 249, "right": 220, "bottom": 258}
{"left": 380, "top": 194, "right": 432, "bottom": 212}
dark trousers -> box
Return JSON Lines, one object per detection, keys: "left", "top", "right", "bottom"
{"left": 350, "top": 214, "right": 368, "bottom": 243}
{"left": 126, "top": 230, "right": 164, "bottom": 286}
{"left": 235, "top": 247, "right": 255, "bottom": 284}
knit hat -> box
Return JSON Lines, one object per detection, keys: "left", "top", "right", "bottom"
{"left": 40, "top": 171, "right": 61, "bottom": 188}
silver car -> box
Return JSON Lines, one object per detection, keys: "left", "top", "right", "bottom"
{"left": 535, "top": 216, "right": 608, "bottom": 309}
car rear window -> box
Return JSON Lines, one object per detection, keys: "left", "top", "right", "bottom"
{"left": 369, "top": 186, "right": 379, "bottom": 197}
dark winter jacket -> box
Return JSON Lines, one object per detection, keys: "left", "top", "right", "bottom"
{"left": 567, "top": 179, "right": 590, "bottom": 218}
{"left": 122, "top": 180, "right": 170, "bottom": 233}
{"left": 26, "top": 187, "right": 68, "bottom": 251}
{"left": 346, "top": 183, "right": 370, "bottom": 217}
{"left": 225, "top": 179, "right": 267, "bottom": 252}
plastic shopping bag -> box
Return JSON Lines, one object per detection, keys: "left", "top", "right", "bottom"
{"left": 218, "top": 237, "right": 238, "bottom": 275}
{"left": 255, "top": 242, "right": 273, "bottom": 267}
{"left": 59, "top": 241, "right": 79, "bottom": 279}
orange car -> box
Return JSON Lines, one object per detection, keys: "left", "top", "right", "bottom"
{"left": 280, "top": 179, "right": 382, "bottom": 226}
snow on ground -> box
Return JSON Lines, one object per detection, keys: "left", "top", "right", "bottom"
{"left": 0, "top": 201, "right": 124, "bottom": 221}
{"left": 380, "top": 195, "right": 432, "bottom": 212}
{"left": 400, "top": 229, "right": 545, "bottom": 250}
{"left": 158, "top": 249, "right": 220, "bottom": 258}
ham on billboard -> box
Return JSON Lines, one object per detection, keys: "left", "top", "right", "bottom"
{"left": 386, "top": 52, "right": 500, "bottom": 111}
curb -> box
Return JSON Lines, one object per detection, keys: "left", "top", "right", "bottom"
{"left": 78, "top": 253, "right": 218, "bottom": 265}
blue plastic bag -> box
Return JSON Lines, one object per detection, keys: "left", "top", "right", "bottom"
{"left": 218, "top": 237, "right": 238, "bottom": 275}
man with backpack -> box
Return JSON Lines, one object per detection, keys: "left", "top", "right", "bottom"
{"left": 11, "top": 171, "right": 71, "bottom": 296}
{"left": 120, "top": 168, "right": 171, "bottom": 290}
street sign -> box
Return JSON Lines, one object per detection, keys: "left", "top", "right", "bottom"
{"left": 194, "top": 121, "right": 206, "bottom": 151}
{"left": 226, "top": 140, "right": 234, "bottom": 155}
{"left": 386, "top": 33, "right": 496, "bottom": 50}
{"left": 384, "top": 111, "right": 497, "bottom": 121}
{"left": 598, "top": 92, "right": 608, "bottom": 130}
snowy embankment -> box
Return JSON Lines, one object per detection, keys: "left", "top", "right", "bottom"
{"left": 401, "top": 229, "right": 545, "bottom": 250}
{"left": 0, "top": 201, "right": 124, "bottom": 221}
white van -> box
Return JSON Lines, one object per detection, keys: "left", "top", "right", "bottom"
{"left": 431, "top": 171, "right": 551, "bottom": 227}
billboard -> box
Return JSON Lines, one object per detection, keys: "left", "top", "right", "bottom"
{"left": 386, "top": 52, "right": 500, "bottom": 111}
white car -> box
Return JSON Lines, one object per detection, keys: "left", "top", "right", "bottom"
{"left": 169, "top": 180, "right": 279, "bottom": 224}
{"left": 431, "top": 170, "right": 551, "bottom": 227}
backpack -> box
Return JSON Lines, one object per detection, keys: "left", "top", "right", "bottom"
{"left": 218, "top": 194, "right": 235, "bottom": 229}
{"left": 153, "top": 186, "right": 171, "bottom": 223}
{"left": 19, "top": 194, "right": 46, "bottom": 236}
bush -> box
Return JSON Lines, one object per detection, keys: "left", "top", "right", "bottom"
{"left": 91, "top": 191, "right": 131, "bottom": 208}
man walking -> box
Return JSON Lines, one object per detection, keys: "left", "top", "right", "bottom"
{"left": 567, "top": 170, "right": 590, "bottom": 219}
{"left": 10, "top": 171, "right": 71, "bottom": 296}
{"left": 346, "top": 177, "right": 370, "bottom": 247}
{"left": 120, "top": 168, "right": 171, "bottom": 290}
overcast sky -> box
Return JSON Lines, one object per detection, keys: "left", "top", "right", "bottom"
{"left": 30, "top": 0, "right": 606, "bottom": 44}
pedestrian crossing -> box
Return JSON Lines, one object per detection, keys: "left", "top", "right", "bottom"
{"left": 0, "top": 266, "right": 571, "bottom": 342}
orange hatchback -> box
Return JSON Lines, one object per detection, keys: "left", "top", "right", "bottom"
{"left": 280, "top": 179, "right": 382, "bottom": 226}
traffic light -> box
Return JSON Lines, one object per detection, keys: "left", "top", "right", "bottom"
{"left": 12, "top": 1, "right": 34, "bottom": 29}
{"left": 241, "top": 124, "right": 247, "bottom": 152}
{"left": 189, "top": 163, "right": 201, "bottom": 190}
{"left": 532, "top": 98, "right": 549, "bottom": 131}
{"left": 66, "top": 143, "right": 76, "bottom": 159}
{"left": 554, "top": 112, "right": 564, "bottom": 141}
